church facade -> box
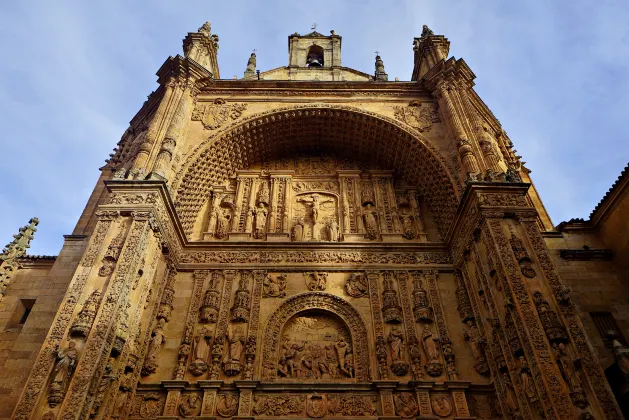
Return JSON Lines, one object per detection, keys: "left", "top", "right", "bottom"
{"left": 1, "top": 22, "right": 629, "bottom": 420}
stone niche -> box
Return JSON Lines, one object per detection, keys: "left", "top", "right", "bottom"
{"left": 278, "top": 310, "right": 355, "bottom": 380}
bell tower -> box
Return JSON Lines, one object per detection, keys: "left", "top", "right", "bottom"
{"left": 288, "top": 27, "right": 342, "bottom": 68}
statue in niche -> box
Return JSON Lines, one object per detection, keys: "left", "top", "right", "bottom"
{"left": 345, "top": 273, "right": 368, "bottom": 298}
{"left": 361, "top": 182, "right": 375, "bottom": 205}
{"left": 263, "top": 273, "right": 287, "bottom": 298}
{"left": 421, "top": 325, "right": 443, "bottom": 376}
{"left": 257, "top": 181, "right": 270, "bottom": 205}
{"left": 554, "top": 342, "right": 588, "bottom": 408}
{"left": 223, "top": 325, "right": 245, "bottom": 376}
{"left": 363, "top": 203, "right": 379, "bottom": 239}
{"left": 518, "top": 356, "right": 537, "bottom": 401}
{"left": 278, "top": 337, "right": 306, "bottom": 377}
{"left": 421, "top": 325, "right": 440, "bottom": 362}
{"left": 48, "top": 341, "right": 78, "bottom": 407}
{"left": 297, "top": 193, "right": 333, "bottom": 224}
{"left": 70, "top": 290, "right": 101, "bottom": 337}
{"left": 141, "top": 318, "right": 167, "bottom": 376}
{"left": 207, "top": 192, "right": 225, "bottom": 237}
{"left": 189, "top": 327, "right": 211, "bottom": 376}
{"left": 388, "top": 325, "right": 409, "bottom": 375}
{"left": 305, "top": 271, "right": 328, "bottom": 291}
{"left": 113, "top": 367, "right": 134, "bottom": 418}
{"left": 292, "top": 219, "right": 304, "bottom": 242}
{"left": 215, "top": 209, "right": 232, "bottom": 239}
{"left": 328, "top": 219, "right": 340, "bottom": 242}
{"left": 464, "top": 319, "right": 489, "bottom": 375}
{"left": 391, "top": 209, "right": 404, "bottom": 234}
{"left": 253, "top": 203, "right": 268, "bottom": 239}
{"left": 500, "top": 371, "right": 520, "bottom": 416}
{"left": 401, "top": 213, "right": 415, "bottom": 239}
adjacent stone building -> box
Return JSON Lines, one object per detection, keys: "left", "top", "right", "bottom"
{"left": 1, "top": 22, "right": 629, "bottom": 420}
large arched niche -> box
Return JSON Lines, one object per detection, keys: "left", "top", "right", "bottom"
{"left": 172, "top": 104, "right": 461, "bottom": 238}
{"left": 260, "top": 292, "right": 371, "bottom": 382}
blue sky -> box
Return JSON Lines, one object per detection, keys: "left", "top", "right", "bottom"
{"left": 1, "top": 1, "right": 628, "bottom": 256}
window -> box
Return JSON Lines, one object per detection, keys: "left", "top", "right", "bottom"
{"left": 590, "top": 311, "right": 627, "bottom": 348}
{"left": 306, "top": 45, "right": 324, "bottom": 67}
{"left": 3, "top": 298, "right": 35, "bottom": 332}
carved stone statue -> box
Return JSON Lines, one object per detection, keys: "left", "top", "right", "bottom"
{"left": 518, "top": 356, "right": 537, "bottom": 401}
{"left": 257, "top": 181, "right": 270, "bottom": 205}
{"left": 112, "top": 367, "right": 134, "bottom": 418}
{"left": 297, "top": 193, "right": 333, "bottom": 224}
{"left": 328, "top": 219, "right": 340, "bottom": 242}
{"left": 388, "top": 326, "right": 408, "bottom": 375}
{"left": 292, "top": 219, "right": 304, "bottom": 242}
{"left": 421, "top": 325, "right": 440, "bottom": 363}
{"left": 216, "top": 393, "right": 239, "bottom": 417}
{"left": 363, "top": 204, "right": 379, "bottom": 239}
{"left": 253, "top": 203, "right": 268, "bottom": 239}
{"left": 207, "top": 192, "right": 225, "bottom": 237}
{"left": 553, "top": 342, "right": 588, "bottom": 408}
{"left": 189, "top": 327, "right": 211, "bottom": 376}
{"left": 334, "top": 338, "right": 351, "bottom": 377}
{"left": 401, "top": 213, "right": 415, "bottom": 239}
{"left": 278, "top": 337, "right": 305, "bottom": 377}
{"left": 223, "top": 325, "right": 245, "bottom": 375}
{"left": 263, "top": 273, "right": 287, "bottom": 298}
{"left": 246, "top": 53, "right": 256, "bottom": 73}
{"left": 215, "top": 209, "right": 231, "bottom": 239}
{"left": 179, "top": 394, "right": 202, "bottom": 417}
{"left": 141, "top": 318, "right": 167, "bottom": 376}
{"left": 48, "top": 341, "right": 78, "bottom": 407}
{"left": 464, "top": 319, "right": 489, "bottom": 375}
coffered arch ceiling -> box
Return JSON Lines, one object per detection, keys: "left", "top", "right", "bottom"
{"left": 172, "top": 104, "right": 461, "bottom": 238}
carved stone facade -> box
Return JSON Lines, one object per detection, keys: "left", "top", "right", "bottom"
{"left": 2, "top": 23, "right": 626, "bottom": 420}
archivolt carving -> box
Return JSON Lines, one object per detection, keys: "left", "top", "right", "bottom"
{"left": 261, "top": 292, "right": 370, "bottom": 382}
{"left": 172, "top": 105, "right": 460, "bottom": 238}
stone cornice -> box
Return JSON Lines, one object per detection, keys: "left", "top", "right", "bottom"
{"left": 156, "top": 55, "right": 214, "bottom": 86}
{"left": 422, "top": 57, "right": 476, "bottom": 92}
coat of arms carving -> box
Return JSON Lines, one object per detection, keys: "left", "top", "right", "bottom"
{"left": 393, "top": 101, "right": 439, "bottom": 132}
{"left": 192, "top": 98, "right": 248, "bottom": 130}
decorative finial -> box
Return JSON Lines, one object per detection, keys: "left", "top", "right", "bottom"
{"left": 330, "top": 30, "right": 337, "bottom": 35}
{"left": 311, "top": 23, "right": 317, "bottom": 31}
{"left": 198, "top": 21, "right": 212, "bottom": 36}
{"left": 0, "top": 218, "right": 39, "bottom": 300}
{"left": 375, "top": 54, "right": 388, "bottom": 81}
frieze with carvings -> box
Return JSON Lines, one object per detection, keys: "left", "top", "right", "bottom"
{"left": 191, "top": 98, "right": 247, "bottom": 130}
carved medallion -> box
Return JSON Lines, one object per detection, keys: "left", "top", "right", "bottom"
{"left": 140, "top": 393, "right": 164, "bottom": 418}
{"left": 216, "top": 393, "right": 239, "bottom": 417}
{"left": 431, "top": 395, "right": 453, "bottom": 417}
{"left": 393, "top": 101, "right": 437, "bottom": 132}
{"left": 179, "top": 394, "right": 202, "bottom": 418}
{"left": 394, "top": 393, "right": 419, "bottom": 418}
{"left": 306, "top": 393, "right": 327, "bottom": 418}
{"left": 304, "top": 271, "right": 328, "bottom": 291}
{"left": 191, "top": 98, "right": 247, "bottom": 130}
{"left": 345, "top": 273, "right": 368, "bottom": 298}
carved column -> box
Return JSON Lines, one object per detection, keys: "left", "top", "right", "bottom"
{"left": 425, "top": 270, "right": 456, "bottom": 379}
{"left": 395, "top": 271, "right": 423, "bottom": 380}
{"left": 243, "top": 270, "right": 265, "bottom": 380}
{"left": 151, "top": 80, "right": 195, "bottom": 180}
{"left": 366, "top": 271, "right": 389, "bottom": 380}
{"left": 268, "top": 178, "right": 278, "bottom": 232}
{"left": 130, "top": 82, "right": 175, "bottom": 178}
{"left": 209, "top": 270, "right": 237, "bottom": 379}
{"left": 338, "top": 170, "right": 361, "bottom": 234}
{"left": 282, "top": 177, "right": 292, "bottom": 234}
{"left": 452, "top": 183, "right": 621, "bottom": 419}
{"left": 56, "top": 212, "right": 153, "bottom": 420}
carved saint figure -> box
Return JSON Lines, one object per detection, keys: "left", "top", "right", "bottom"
{"left": 263, "top": 273, "right": 287, "bottom": 298}
{"left": 215, "top": 209, "right": 231, "bottom": 239}
{"left": 297, "top": 193, "right": 333, "bottom": 224}
{"left": 518, "top": 356, "right": 537, "bottom": 400}
{"left": 554, "top": 342, "right": 582, "bottom": 392}
{"left": 363, "top": 204, "right": 379, "bottom": 239}
{"left": 142, "top": 318, "right": 167, "bottom": 376}
{"left": 388, "top": 326, "right": 404, "bottom": 362}
{"left": 292, "top": 219, "right": 304, "bottom": 241}
{"left": 253, "top": 203, "right": 268, "bottom": 238}
{"left": 421, "top": 325, "right": 440, "bottom": 363}
{"left": 401, "top": 213, "right": 415, "bottom": 239}
{"left": 189, "top": 327, "right": 211, "bottom": 376}
{"left": 113, "top": 368, "right": 134, "bottom": 418}
{"left": 48, "top": 341, "right": 78, "bottom": 407}
{"left": 207, "top": 192, "right": 225, "bottom": 236}
{"left": 328, "top": 219, "right": 340, "bottom": 242}
{"left": 463, "top": 319, "right": 484, "bottom": 361}
{"left": 225, "top": 325, "right": 245, "bottom": 364}
{"left": 394, "top": 393, "right": 419, "bottom": 419}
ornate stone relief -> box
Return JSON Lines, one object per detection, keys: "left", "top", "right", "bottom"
{"left": 345, "top": 272, "right": 368, "bottom": 297}
{"left": 327, "top": 395, "right": 377, "bottom": 416}
{"left": 381, "top": 272, "right": 403, "bottom": 323}
{"left": 263, "top": 273, "right": 287, "bottom": 297}
{"left": 189, "top": 327, "right": 211, "bottom": 376}
{"left": 199, "top": 271, "right": 221, "bottom": 323}
{"left": 394, "top": 393, "right": 419, "bottom": 418}
{"left": 304, "top": 271, "right": 328, "bottom": 291}
{"left": 411, "top": 271, "right": 433, "bottom": 322}
{"left": 191, "top": 98, "right": 247, "bottom": 130}
{"left": 69, "top": 290, "right": 101, "bottom": 337}
{"left": 431, "top": 395, "right": 453, "bottom": 417}
{"left": 216, "top": 392, "right": 239, "bottom": 417}
{"left": 179, "top": 393, "right": 202, "bottom": 417}
{"left": 223, "top": 324, "right": 245, "bottom": 376}
{"left": 393, "top": 101, "right": 439, "bottom": 132}
{"left": 253, "top": 395, "right": 306, "bottom": 416}
{"left": 48, "top": 341, "right": 79, "bottom": 407}
{"left": 141, "top": 318, "right": 166, "bottom": 376}
{"left": 387, "top": 325, "right": 409, "bottom": 376}
{"left": 230, "top": 271, "right": 251, "bottom": 322}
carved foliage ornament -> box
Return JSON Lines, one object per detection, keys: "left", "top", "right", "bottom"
{"left": 191, "top": 98, "right": 247, "bottom": 130}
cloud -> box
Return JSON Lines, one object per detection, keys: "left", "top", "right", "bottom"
{"left": 1, "top": 0, "right": 628, "bottom": 254}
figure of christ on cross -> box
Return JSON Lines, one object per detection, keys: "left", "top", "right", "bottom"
{"left": 297, "top": 193, "right": 334, "bottom": 224}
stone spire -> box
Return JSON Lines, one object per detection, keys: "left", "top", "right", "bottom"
{"left": 0, "top": 217, "right": 39, "bottom": 299}
{"left": 244, "top": 52, "right": 257, "bottom": 79}
{"left": 375, "top": 54, "right": 388, "bottom": 81}
{"left": 183, "top": 21, "right": 220, "bottom": 78}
